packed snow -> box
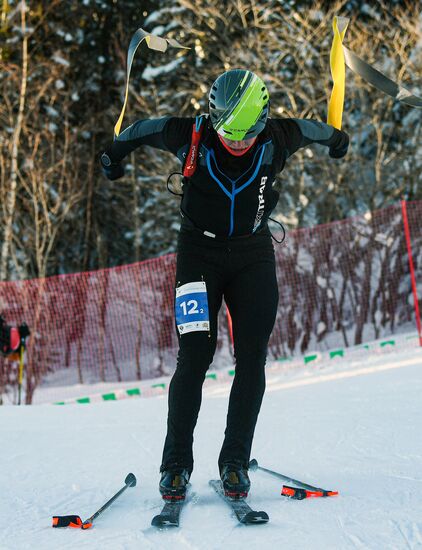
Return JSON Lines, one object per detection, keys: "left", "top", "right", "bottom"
{"left": 0, "top": 344, "right": 421, "bottom": 549}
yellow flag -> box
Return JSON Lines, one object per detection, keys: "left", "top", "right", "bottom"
{"left": 327, "top": 16, "right": 349, "bottom": 129}
{"left": 114, "top": 28, "right": 189, "bottom": 138}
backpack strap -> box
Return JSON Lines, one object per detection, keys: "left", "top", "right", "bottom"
{"left": 182, "top": 115, "right": 207, "bottom": 178}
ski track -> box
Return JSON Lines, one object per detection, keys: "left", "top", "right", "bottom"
{"left": 1, "top": 353, "right": 422, "bottom": 549}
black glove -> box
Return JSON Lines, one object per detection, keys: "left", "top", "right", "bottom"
{"left": 329, "top": 132, "right": 349, "bottom": 159}
{"left": 100, "top": 153, "right": 124, "bottom": 180}
{"left": 18, "top": 323, "right": 30, "bottom": 339}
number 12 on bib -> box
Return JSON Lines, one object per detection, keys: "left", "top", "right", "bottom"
{"left": 175, "top": 281, "right": 210, "bottom": 335}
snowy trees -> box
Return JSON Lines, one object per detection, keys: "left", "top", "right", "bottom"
{"left": 0, "top": 0, "right": 421, "bottom": 279}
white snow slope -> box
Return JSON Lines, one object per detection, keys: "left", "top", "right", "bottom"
{"left": 1, "top": 348, "right": 421, "bottom": 550}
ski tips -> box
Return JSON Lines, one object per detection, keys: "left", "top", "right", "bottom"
{"left": 209, "top": 478, "right": 270, "bottom": 525}
{"left": 125, "top": 472, "right": 137, "bottom": 487}
{"left": 240, "top": 510, "right": 269, "bottom": 524}
{"left": 248, "top": 459, "right": 258, "bottom": 470}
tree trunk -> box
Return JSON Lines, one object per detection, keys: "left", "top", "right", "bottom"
{"left": 0, "top": 0, "right": 27, "bottom": 280}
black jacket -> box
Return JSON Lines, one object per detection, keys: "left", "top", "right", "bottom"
{"left": 101, "top": 116, "right": 348, "bottom": 238}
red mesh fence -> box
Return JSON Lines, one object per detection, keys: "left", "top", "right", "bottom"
{"left": 270, "top": 201, "right": 422, "bottom": 357}
{"left": 0, "top": 201, "right": 421, "bottom": 404}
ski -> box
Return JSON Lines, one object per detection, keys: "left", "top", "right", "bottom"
{"left": 151, "top": 498, "right": 186, "bottom": 528}
{"left": 209, "top": 479, "right": 269, "bottom": 525}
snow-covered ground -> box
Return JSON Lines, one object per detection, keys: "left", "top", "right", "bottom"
{"left": 1, "top": 345, "right": 421, "bottom": 549}
{"left": 26, "top": 330, "right": 421, "bottom": 406}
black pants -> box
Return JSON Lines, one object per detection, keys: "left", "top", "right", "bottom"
{"left": 160, "top": 227, "right": 279, "bottom": 473}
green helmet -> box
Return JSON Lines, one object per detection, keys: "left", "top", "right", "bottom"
{"left": 208, "top": 69, "right": 270, "bottom": 141}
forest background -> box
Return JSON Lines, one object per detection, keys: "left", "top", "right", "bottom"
{"left": 1, "top": 0, "right": 421, "bottom": 281}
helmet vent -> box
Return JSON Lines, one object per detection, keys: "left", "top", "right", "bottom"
{"left": 209, "top": 69, "right": 269, "bottom": 138}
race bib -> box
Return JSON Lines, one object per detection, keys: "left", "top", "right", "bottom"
{"left": 175, "top": 281, "right": 210, "bottom": 335}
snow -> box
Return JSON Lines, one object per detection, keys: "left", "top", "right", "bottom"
{"left": 52, "top": 54, "right": 70, "bottom": 67}
{"left": 142, "top": 58, "right": 185, "bottom": 82}
{"left": 0, "top": 346, "right": 421, "bottom": 549}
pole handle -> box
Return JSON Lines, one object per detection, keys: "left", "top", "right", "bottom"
{"left": 124, "top": 472, "right": 137, "bottom": 487}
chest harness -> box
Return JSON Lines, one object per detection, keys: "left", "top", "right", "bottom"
{"left": 166, "top": 115, "right": 206, "bottom": 196}
{"left": 166, "top": 115, "right": 285, "bottom": 243}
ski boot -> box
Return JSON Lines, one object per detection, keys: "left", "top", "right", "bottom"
{"left": 159, "top": 467, "right": 190, "bottom": 501}
{"left": 220, "top": 461, "right": 250, "bottom": 500}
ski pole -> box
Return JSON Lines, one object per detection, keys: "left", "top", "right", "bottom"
{"left": 249, "top": 459, "right": 338, "bottom": 499}
{"left": 17, "top": 323, "right": 30, "bottom": 406}
{"left": 52, "top": 472, "right": 137, "bottom": 529}
{"left": 17, "top": 345, "right": 24, "bottom": 406}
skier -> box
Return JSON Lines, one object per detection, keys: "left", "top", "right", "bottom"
{"left": 101, "top": 69, "right": 349, "bottom": 500}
